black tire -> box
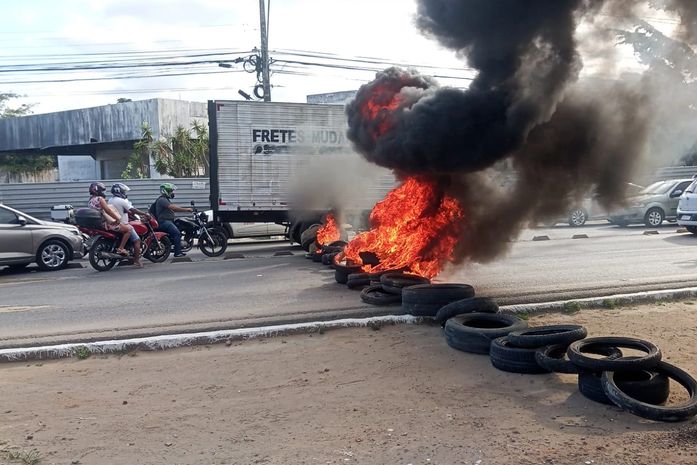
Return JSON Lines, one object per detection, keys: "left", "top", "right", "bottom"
{"left": 335, "top": 268, "right": 355, "bottom": 284}
{"left": 601, "top": 361, "right": 697, "bottom": 422}
{"left": 402, "top": 283, "right": 475, "bottom": 303}
{"left": 347, "top": 272, "right": 372, "bottom": 289}
{"left": 535, "top": 344, "right": 622, "bottom": 374}
{"left": 434, "top": 297, "right": 499, "bottom": 325}
{"left": 568, "top": 209, "right": 587, "bottom": 227}
{"left": 300, "top": 224, "right": 321, "bottom": 252}
{"left": 380, "top": 273, "right": 431, "bottom": 295}
{"left": 145, "top": 235, "right": 171, "bottom": 263}
{"left": 581, "top": 369, "right": 671, "bottom": 406}
{"left": 567, "top": 337, "right": 662, "bottom": 372}
{"left": 360, "top": 284, "right": 402, "bottom": 306}
{"left": 311, "top": 252, "right": 323, "bottom": 263}
{"left": 199, "top": 229, "right": 228, "bottom": 257}
{"left": 644, "top": 207, "right": 665, "bottom": 227}
{"left": 687, "top": 226, "right": 697, "bottom": 235}
{"left": 6, "top": 263, "right": 29, "bottom": 271}
{"left": 321, "top": 252, "right": 339, "bottom": 266}
{"left": 36, "top": 239, "right": 70, "bottom": 271}
{"left": 89, "top": 237, "right": 117, "bottom": 272}
{"left": 507, "top": 324, "right": 587, "bottom": 349}
{"left": 289, "top": 221, "right": 304, "bottom": 245}
{"left": 328, "top": 240, "right": 348, "bottom": 248}
{"left": 490, "top": 337, "right": 550, "bottom": 374}
{"left": 443, "top": 313, "right": 528, "bottom": 354}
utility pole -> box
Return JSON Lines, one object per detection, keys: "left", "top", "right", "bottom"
{"left": 259, "top": 0, "right": 271, "bottom": 102}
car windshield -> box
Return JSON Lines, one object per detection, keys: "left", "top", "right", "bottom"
{"left": 640, "top": 181, "right": 675, "bottom": 195}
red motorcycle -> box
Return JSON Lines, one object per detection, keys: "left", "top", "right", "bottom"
{"left": 75, "top": 209, "right": 171, "bottom": 271}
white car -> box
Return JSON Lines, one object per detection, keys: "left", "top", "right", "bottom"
{"left": 203, "top": 210, "right": 287, "bottom": 239}
{"left": 677, "top": 178, "right": 697, "bottom": 234}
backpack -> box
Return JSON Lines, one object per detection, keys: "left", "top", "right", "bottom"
{"left": 148, "top": 199, "right": 159, "bottom": 219}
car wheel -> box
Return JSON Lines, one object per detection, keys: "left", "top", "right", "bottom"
{"left": 36, "top": 239, "right": 70, "bottom": 271}
{"left": 644, "top": 207, "right": 665, "bottom": 227}
{"left": 568, "top": 209, "right": 587, "bottom": 226}
{"left": 687, "top": 226, "right": 697, "bottom": 235}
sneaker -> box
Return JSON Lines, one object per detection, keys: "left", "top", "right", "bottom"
{"left": 173, "top": 252, "right": 187, "bottom": 258}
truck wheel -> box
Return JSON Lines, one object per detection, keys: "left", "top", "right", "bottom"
{"left": 687, "top": 226, "right": 697, "bottom": 235}
{"left": 300, "top": 224, "right": 321, "bottom": 251}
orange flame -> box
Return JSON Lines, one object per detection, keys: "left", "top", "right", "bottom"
{"left": 317, "top": 213, "right": 341, "bottom": 246}
{"left": 360, "top": 83, "right": 404, "bottom": 140}
{"left": 340, "top": 177, "right": 464, "bottom": 279}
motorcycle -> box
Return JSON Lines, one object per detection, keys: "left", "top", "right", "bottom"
{"left": 174, "top": 201, "right": 228, "bottom": 257}
{"left": 76, "top": 210, "right": 172, "bottom": 271}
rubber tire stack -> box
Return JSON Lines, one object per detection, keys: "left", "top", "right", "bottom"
{"left": 444, "top": 313, "right": 528, "bottom": 354}
{"left": 402, "top": 283, "right": 475, "bottom": 317}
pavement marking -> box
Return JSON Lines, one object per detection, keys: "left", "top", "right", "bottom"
{"left": 0, "top": 305, "right": 50, "bottom": 314}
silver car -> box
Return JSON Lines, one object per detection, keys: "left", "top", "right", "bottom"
{"left": 608, "top": 178, "right": 693, "bottom": 227}
{"left": 0, "top": 203, "right": 85, "bottom": 271}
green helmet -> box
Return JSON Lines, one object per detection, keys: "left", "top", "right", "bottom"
{"left": 160, "top": 182, "right": 177, "bottom": 199}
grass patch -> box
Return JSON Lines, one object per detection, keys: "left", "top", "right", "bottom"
{"left": 516, "top": 311, "right": 530, "bottom": 320}
{"left": 602, "top": 298, "right": 618, "bottom": 310}
{"left": 73, "top": 346, "right": 92, "bottom": 360}
{"left": 6, "top": 448, "right": 43, "bottom": 465}
{"left": 562, "top": 301, "right": 581, "bottom": 314}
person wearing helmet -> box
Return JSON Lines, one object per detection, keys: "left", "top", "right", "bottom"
{"left": 153, "top": 183, "right": 193, "bottom": 257}
{"left": 108, "top": 183, "right": 150, "bottom": 268}
{"left": 87, "top": 182, "right": 135, "bottom": 259}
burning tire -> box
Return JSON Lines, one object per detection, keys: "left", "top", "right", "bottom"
{"left": 443, "top": 313, "right": 527, "bottom": 355}
{"left": 402, "top": 283, "right": 475, "bottom": 317}
{"left": 360, "top": 284, "right": 402, "bottom": 306}
{"left": 580, "top": 369, "right": 670, "bottom": 406}
{"left": 334, "top": 261, "right": 362, "bottom": 284}
{"left": 535, "top": 344, "right": 622, "bottom": 375}
{"left": 601, "top": 361, "right": 697, "bottom": 421}
{"left": 507, "top": 324, "right": 587, "bottom": 349}
{"left": 347, "top": 272, "right": 372, "bottom": 289}
{"left": 434, "top": 297, "right": 499, "bottom": 325}
{"left": 489, "top": 336, "right": 549, "bottom": 374}
{"left": 567, "top": 337, "right": 661, "bottom": 372}
{"left": 321, "top": 252, "right": 339, "bottom": 266}
{"left": 380, "top": 273, "right": 431, "bottom": 295}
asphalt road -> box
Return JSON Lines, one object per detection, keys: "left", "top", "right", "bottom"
{"left": 2, "top": 222, "right": 697, "bottom": 348}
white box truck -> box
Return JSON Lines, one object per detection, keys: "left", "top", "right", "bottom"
{"left": 207, "top": 100, "right": 395, "bottom": 244}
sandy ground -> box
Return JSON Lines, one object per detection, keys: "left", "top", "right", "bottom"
{"left": 3, "top": 302, "right": 697, "bottom": 465}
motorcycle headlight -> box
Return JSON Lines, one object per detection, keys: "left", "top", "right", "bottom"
{"left": 199, "top": 212, "right": 208, "bottom": 222}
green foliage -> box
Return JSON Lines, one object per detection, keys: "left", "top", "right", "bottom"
{"left": 0, "top": 92, "right": 33, "bottom": 118}
{"left": 562, "top": 301, "right": 581, "bottom": 314}
{"left": 5, "top": 448, "right": 43, "bottom": 465}
{"left": 602, "top": 298, "right": 618, "bottom": 310}
{"left": 116, "top": 97, "right": 132, "bottom": 103}
{"left": 123, "top": 120, "right": 209, "bottom": 179}
{"left": 74, "top": 346, "right": 92, "bottom": 360}
{"left": 0, "top": 154, "right": 56, "bottom": 174}
{"left": 122, "top": 123, "right": 153, "bottom": 179}
{"left": 516, "top": 311, "right": 530, "bottom": 320}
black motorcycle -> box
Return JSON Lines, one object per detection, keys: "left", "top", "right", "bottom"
{"left": 174, "top": 201, "right": 228, "bottom": 257}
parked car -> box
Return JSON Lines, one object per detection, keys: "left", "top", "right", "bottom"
{"left": 608, "top": 178, "right": 693, "bottom": 227}
{"left": 677, "top": 178, "right": 697, "bottom": 234}
{"left": 0, "top": 203, "right": 84, "bottom": 271}
{"left": 203, "top": 210, "right": 287, "bottom": 239}
{"left": 546, "top": 198, "right": 608, "bottom": 227}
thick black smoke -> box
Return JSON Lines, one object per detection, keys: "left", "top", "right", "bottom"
{"left": 343, "top": 0, "right": 681, "bottom": 264}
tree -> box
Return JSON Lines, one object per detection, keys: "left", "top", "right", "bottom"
{"left": 122, "top": 121, "right": 209, "bottom": 179}
{"left": 0, "top": 92, "right": 55, "bottom": 178}
{"left": 116, "top": 98, "right": 132, "bottom": 103}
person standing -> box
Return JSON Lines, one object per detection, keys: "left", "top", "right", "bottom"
{"left": 153, "top": 183, "right": 192, "bottom": 257}
{"left": 109, "top": 183, "right": 149, "bottom": 268}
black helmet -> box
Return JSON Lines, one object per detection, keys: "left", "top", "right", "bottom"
{"left": 89, "top": 182, "right": 107, "bottom": 197}
{"left": 111, "top": 182, "right": 130, "bottom": 199}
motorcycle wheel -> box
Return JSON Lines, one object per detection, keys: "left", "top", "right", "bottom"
{"left": 89, "top": 237, "right": 118, "bottom": 272}
{"left": 145, "top": 235, "right": 172, "bottom": 263}
{"left": 199, "top": 229, "right": 228, "bottom": 257}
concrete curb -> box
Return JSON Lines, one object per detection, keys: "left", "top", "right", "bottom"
{"left": 0, "top": 315, "right": 420, "bottom": 363}
{"left": 5, "top": 287, "right": 697, "bottom": 363}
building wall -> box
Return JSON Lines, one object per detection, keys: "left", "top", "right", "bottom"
{"left": 57, "top": 156, "right": 97, "bottom": 181}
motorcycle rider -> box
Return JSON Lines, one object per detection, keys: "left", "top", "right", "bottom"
{"left": 87, "top": 182, "right": 134, "bottom": 258}
{"left": 108, "top": 183, "right": 149, "bottom": 268}
{"left": 153, "top": 183, "right": 193, "bottom": 257}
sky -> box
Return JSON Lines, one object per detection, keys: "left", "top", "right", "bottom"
{"left": 0, "top": 0, "right": 471, "bottom": 114}
{"left": 0, "top": 0, "right": 680, "bottom": 115}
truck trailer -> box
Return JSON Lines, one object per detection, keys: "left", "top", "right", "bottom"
{"left": 207, "top": 100, "right": 395, "bottom": 245}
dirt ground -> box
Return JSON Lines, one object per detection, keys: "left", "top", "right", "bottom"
{"left": 3, "top": 302, "right": 697, "bottom": 465}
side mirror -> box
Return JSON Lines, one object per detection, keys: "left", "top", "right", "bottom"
{"left": 672, "top": 190, "right": 683, "bottom": 198}
{"left": 17, "top": 216, "right": 27, "bottom": 226}
{"left": 190, "top": 200, "right": 196, "bottom": 206}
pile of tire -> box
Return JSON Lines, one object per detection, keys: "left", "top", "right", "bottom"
{"left": 443, "top": 313, "right": 697, "bottom": 422}
{"left": 357, "top": 272, "right": 431, "bottom": 306}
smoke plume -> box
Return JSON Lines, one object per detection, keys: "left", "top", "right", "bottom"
{"left": 344, "top": 0, "right": 697, "bottom": 263}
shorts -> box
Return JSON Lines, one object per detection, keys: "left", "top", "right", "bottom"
{"left": 129, "top": 227, "right": 139, "bottom": 242}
